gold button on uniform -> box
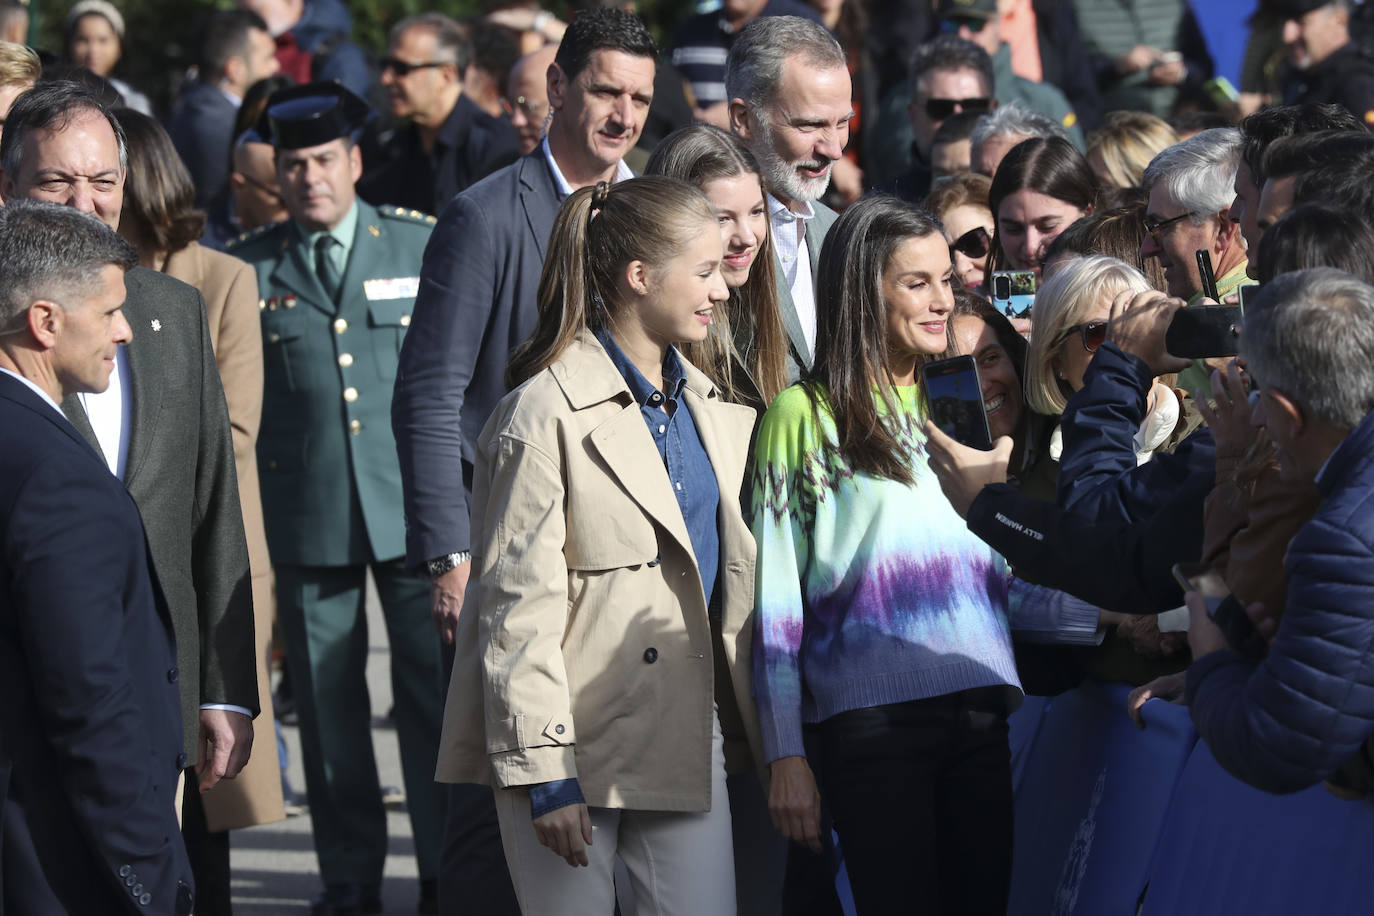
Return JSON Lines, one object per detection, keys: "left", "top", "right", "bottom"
{"left": 268, "top": 332, "right": 281, "bottom": 343}
{"left": 349, "top": 420, "right": 362, "bottom": 435}
{"left": 343, "top": 387, "right": 358, "bottom": 403}
{"left": 338, "top": 353, "right": 354, "bottom": 367}
{"left": 400, "top": 315, "right": 411, "bottom": 327}
{"left": 334, "top": 318, "right": 348, "bottom": 334}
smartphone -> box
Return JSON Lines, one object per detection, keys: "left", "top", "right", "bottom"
{"left": 1196, "top": 249, "right": 1219, "bottom": 301}
{"left": 1171, "top": 563, "right": 1227, "bottom": 614}
{"left": 1165, "top": 305, "right": 1242, "bottom": 358}
{"left": 1237, "top": 282, "right": 1259, "bottom": 317}
{"left": 921, "top": 355, "right": 994, "bottom": 451}
{"left": 1203, "top": 76, "right": 1240, "bottom": 106}
{"left": 990, "top": 269, "right": 1036, "bottom": 319}
{"left": 1172, "top": 562, "right": 1267, "bottom": 659}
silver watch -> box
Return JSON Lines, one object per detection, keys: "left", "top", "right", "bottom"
{"left": 426, "top": 551, "right": 471, "bottom": 579}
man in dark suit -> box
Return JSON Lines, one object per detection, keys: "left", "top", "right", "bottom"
{"left": 358, "top": 12, "right": 519, "bottom": 216}
{"left": 726, "top": 15, "right": 848, "bottom": 380}
{"left": 166, "top": 9, "right": 281, "bottom": 207}
{"left": 229, "top": 81, "right": 445, "bottom": 916}
{"left": 390, "top": 9, "right": 657, "bottom": 914}
{"left": 0, "top": 199, "right": 195, "bottom": 916}
{"left": 0, "top": 81, "right": 258, "bottom": 903}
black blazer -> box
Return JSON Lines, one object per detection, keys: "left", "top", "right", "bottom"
{"left": 62, "top": 267, "right": 258, "bottom": 757}
{"left": 0, "top": 374, "right": 194, "bottom": 915}
{"left": 166, "top": 80, "right": 238, "bottom": 208}
{"left": 359, "top": 92, "right": 521, "bottom": 217}
{"left": 392, "top": 149, "right": 559, "bottom": 567}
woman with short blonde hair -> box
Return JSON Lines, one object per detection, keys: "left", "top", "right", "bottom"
{"left": 1025, "top": 254, "right": 1152, "bottom": 416}
{"left": 1086, "top": 111, "right": 1179, "bottom": 190}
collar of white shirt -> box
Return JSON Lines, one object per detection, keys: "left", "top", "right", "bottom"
{"left": 542, "top": 136, "right": 635, "bottom": 199}
{"left": 0, "top": 365, "right": 64, "bottom": 417}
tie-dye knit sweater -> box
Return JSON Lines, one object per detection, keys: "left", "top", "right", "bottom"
{"left": 751, "top": 383, "right": 1022, "bottom": 763}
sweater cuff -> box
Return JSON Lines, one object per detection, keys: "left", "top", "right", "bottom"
{"left": 528, "top": 778, "right": 585, "bottom": 819}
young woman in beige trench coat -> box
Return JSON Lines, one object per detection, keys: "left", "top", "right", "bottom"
{"left": 434, "top": 177, "right": 764, "bottom": 915}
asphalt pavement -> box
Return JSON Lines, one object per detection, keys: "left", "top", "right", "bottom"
{"left": 228, "top": 578, "right": 423, "bottom": 915}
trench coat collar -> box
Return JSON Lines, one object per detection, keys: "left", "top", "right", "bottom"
{"left": 550, "top": 329, "right": 720, "bottom": 411}
{"left": 549, "top": 330, "right": 733, "bottom": 575}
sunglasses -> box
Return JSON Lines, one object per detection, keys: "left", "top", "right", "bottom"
{"left": 939, "top": 16, "right": 991, "bottom": 33}
{"left": 1056, "top": 320, "right": 1109, "bottom": 353}
{"left": 380, "top": 57, "right": 451, "bottom": 77}
{"left": 950, "top": 226, "right": 991, "bottom": 261}
{"left": 925, "top": 96, "right": 993, "bottom": 120}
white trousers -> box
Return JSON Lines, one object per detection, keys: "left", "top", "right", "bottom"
{"left": 494, "top": 710, "right": 736, "bottom": 916}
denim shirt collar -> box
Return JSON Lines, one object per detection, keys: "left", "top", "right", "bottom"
{"left": 595, "top": 328, "right": 687, "bottom": 407}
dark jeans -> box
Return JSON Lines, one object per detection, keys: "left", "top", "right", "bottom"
{"left": 814, "top": 688, "right": 1013, "bottom": 916}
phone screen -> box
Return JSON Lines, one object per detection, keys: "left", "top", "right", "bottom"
{"left": 1171, "top": 562, "right": 1227, "bottom": 616}
{"left": 922, "top": 355, "right": 993, "bottom": 450}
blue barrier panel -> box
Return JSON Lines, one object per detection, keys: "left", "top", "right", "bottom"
{"left": 1140, "top": 741, "right": 1374, "bottom": 916}
{"left": 1008, "top": 694, "right": 1051, "bottom": 793}
{"left": 1008, "top": 683, "right": 1197, "bottom": 916}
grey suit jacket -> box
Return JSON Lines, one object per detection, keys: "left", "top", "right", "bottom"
{"left": 772, "top": 199, "right": 840, "bottom": 382}
{"left": 392, "top": 149, "right": 560, "bottom": 567}
{"left": 63, "top": 266, "right": 258, "bottom": 757}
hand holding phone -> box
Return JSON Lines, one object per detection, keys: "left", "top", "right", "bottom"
{"left": 1171, "top": 562, "right": 1267, "bottom": 659}
{"left": 921, "top": 355, "right": 993, "bottom": 450}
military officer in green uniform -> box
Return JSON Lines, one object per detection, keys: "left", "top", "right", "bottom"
{"left": 228, "top": 83, "right": 443, "bottom": 916}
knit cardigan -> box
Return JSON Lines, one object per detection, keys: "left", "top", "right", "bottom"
{"left": 751, "top": 383, "right": 1022, "bottom": 763}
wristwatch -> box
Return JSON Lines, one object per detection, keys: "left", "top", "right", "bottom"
{"left": 427, "top": 551, "right": 471, "bottom": 579}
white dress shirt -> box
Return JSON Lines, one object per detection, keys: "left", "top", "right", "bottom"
{"left": 542, "top": 136, "right": 636, "bottom": 200}
{"left": 768, "top": 192, "right": 817, "bottom": 360}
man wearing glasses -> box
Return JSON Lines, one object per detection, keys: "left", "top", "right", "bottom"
{"left": 360, "top": 13, "right": 519, "bottom": 217}
{"left": 870, "top": 30, "right": 1081, "bottom": 191}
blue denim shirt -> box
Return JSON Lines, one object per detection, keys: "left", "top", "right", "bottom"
{"left": 529, "top": 331, "right": 722, "bottom": 820}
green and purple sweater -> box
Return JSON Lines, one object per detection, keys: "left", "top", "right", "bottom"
{"left": 751, "top": 383, "right": 1023, "bottom": 763}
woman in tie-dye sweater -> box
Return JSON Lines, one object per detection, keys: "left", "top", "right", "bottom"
{"left": 752, "top": 197, "right": 1022, "bottom": 914}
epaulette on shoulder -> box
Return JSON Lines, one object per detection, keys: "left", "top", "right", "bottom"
{"left": 226, "top": 220, "right": 286, "bottom": 251}
{"left": 378, "top": 204, "right": 438, "bottom": 225}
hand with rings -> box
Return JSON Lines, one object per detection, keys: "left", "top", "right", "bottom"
{"left": 1195, "top": 357, "right": 1258, "bottom": 458}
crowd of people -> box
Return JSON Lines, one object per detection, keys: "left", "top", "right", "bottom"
{"left": 3, "top": 0, "right": 1374, "bottom": 914}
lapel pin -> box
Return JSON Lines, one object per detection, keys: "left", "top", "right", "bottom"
{"left": 151, "top": 319, "right": 162, "bottom": 332}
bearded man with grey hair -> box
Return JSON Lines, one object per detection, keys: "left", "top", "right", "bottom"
{"left": 1187, "top": 268, "right": 1374, "bottom": 795}
{"left": 726, "top": 14, "right": 851, "bottom": 379}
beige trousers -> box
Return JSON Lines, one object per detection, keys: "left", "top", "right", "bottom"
{"left": 494, "top": 711, "right": 736, "bottom": 916}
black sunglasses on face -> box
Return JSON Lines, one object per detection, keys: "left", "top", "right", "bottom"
{"left": 950, "top": 226, "right": 992, "bottom": 260}
{"left": 939, "top": 16, "right": 990, "bottom": 33}
{"left": 381, "top": 57, "right": 451, "bottom": 77}
{"left": 925, "top": 96, "right": 992, "bottom": 120}
{"left": 1057, "top": 319, "right": 1109, "bottom": 353}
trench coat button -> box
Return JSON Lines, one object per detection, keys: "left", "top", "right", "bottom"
{"left": 643, "top": 647, "right": 658, "bottom": 664}
{"left": 334, "top": 318, "right": 348, "bottom": 334}
{"left": 343, "top": 387, "right": 358, "bottom": 403}
{"left": 167, "top": 667, "right": 178, "bottom": 683}
{"left": 120, "top": 865, "right": 132, "bottom": 878}
{"left": 555, "top": 724, "right": 565, "bottom": 735}
{"left": 338, "top": 352, "right": 354, "bottom": 367}
{"left": 176, "top": 752, "right": 188, "bottom": 769}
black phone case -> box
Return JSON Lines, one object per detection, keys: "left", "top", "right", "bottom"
{"left": 921, "top": 356, "right": 994, "bottom": 451}
{"left": 1165, "top": 305, "right": 1241, "bottom": 359}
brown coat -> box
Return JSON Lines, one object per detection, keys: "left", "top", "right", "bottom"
{"left": 436, "top": 333, "right": 762, "bottom": 811}
{"left": 163, "top": 242, "right": 285, "bottom": 830}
